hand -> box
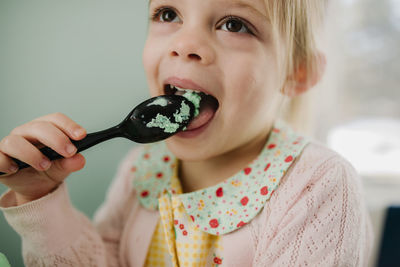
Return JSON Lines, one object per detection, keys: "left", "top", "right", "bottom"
{"left": 0, "top": 113, "right": 87, "bottom": 205}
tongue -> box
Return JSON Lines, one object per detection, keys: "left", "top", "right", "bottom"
{"left": 186, "top": 101, "right": 216, "bottom": 130}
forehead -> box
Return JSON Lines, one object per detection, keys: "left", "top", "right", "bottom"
{"left": 149, "top": 0, "right": 268, "bottom": 17}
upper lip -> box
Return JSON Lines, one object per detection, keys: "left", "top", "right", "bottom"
{"left": 163, "top": 77, "right": 214, "bottom": 96}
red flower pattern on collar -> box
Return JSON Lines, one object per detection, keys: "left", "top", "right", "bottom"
{"left": 133, "top": 121, "right": 309, "bottom": 235}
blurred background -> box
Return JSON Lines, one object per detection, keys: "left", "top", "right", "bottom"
{"left": 0, "top": 0, "right": 399, "bottom": 266}
{"left": 319, "top": 1, "right": 400, "bottom": 265}
{"left": 0, "top": 1, "right": 148, "bottom": 266}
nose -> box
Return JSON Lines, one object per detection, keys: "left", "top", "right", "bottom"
{"left": 169, "top": 29, "right": 215, "bottom": 65}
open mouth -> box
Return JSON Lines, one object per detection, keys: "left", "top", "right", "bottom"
{"left": 164, "top": 84, "right": 219, "bottom": 131}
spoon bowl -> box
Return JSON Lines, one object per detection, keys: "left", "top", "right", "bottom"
{"left": 120, "top": 95, "right": 195, "bottom": 143}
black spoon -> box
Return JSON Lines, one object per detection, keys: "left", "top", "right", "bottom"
{"left": 0, "top": 95, "right": 195, "bottom": 175}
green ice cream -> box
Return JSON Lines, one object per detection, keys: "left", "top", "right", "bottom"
{"left": 0, "top": 253, "right": 11, "bottom": 267}
{"left": 173, "top": 101, "right": 191, "bottom": 123}
{"left": 146, "top": 101, "right": 192, "bottom": 133}
{"left": 145, "top": 91, "right": 202, "bottom": 134}
{"left": 146, "top": 114, "right": 180, "bottom": 133}
{"left": 182, "top": 90, "right": 201, "bottom": 117}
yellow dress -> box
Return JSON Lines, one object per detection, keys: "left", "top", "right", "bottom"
{"left": 144, "top": 163, "right": 224, "bottom": 267}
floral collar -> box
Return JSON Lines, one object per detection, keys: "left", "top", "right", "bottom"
{"left": 132, "top": 121, "right": 309, "bottom": 235}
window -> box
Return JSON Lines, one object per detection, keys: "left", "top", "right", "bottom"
{"left": 317, "top": 0, "right": 400, "bottom": 178}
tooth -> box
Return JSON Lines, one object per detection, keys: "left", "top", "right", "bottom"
{"left": 170, "top": 84, "right": 204, "bottom": 95}
{"left": 176, "top": 86, "right": 186, "bottom": 92}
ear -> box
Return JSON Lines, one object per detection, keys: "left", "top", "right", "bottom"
{"left": 282, "top": 52, "right": 326, "bottom": 97}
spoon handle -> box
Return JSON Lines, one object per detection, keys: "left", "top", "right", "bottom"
{"left": 0, "top": 126, "right": 122, "bottom": 175}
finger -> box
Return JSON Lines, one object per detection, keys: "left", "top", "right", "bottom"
{"left": 37, "top": 113, "right": 87, "bottom": 140}
{"left": 45, "top": 153, "right": 86, "bottom": 182}
{"left": 0, "top": 135, "right": 52, "bottom": 171}
{"left": 13, "top": 121, "right": 77, "bottom": 159}
{"left": 0, "top": 152, "right": 19, "bottom": 176}
{"left": 13, "top": 112, "right": 86, "bottom": 141}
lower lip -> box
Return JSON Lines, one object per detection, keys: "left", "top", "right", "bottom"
{"left": 175, "top": 112, "right": 216, "bottom": 138}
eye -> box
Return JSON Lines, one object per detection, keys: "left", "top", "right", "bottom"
{"left": 152, "top": 7, "right": 180, "bottom": 23}
{"left": 219, "top": 17, "right": 253, "bottom": 34}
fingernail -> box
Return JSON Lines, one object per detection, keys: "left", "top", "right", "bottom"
{"left": 40, "top": 159, "right": 51, "bottom": 170}
{"left": 65, "top": 144, "right": 77, "bottom": 155}
{"left": 8, "top": 164, "right": 18, "bottom": 173}
{"left": 73, "top": 128, "right": 85, "bottom": 138}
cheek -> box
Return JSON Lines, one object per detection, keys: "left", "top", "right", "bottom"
{"left": 224, "top": 52, "right": 277, "bottom": 101}
{"left": 143, "top": 24, "right": 177, "bottom": 70}
{"left": 221, "top": 50, "right": 281, "bottom": 121}
{"left": 143, "top": 37, "right": 163, "bottom": 96}
{"left": 142, "top": 38, "right": 156, "bottom": 75}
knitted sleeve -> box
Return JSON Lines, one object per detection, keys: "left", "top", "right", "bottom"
{"left": 0, "top": 147, "right": 140, "bottom": 267}
{"left": 252, "top": 143, "right": 374, "bottom": 267}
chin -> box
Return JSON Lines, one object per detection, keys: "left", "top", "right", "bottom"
{"left": 165, "top": 138, "right": 217, "bottom": 162}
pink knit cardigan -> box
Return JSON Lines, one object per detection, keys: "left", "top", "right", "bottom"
{"left": 0, "top": 142, "right": 373, "bottom": 266}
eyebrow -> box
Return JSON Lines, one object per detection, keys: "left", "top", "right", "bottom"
{"left": 148, "top": 0, "right": 269, "bottom": 21}
{"left": 229, "top": 1, "right": 269, "bottom": 21}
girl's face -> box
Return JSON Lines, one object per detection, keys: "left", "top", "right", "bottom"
{"left": 143, "top": 0, "right": 284, "bottom": 161}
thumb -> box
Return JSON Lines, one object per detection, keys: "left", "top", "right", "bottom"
{"left": 45, "top": 153, "right": 86, "bottom": 182}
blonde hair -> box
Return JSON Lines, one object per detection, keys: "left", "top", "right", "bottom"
{"left": 265, "top": 0, "right": 327, "bottom": 133}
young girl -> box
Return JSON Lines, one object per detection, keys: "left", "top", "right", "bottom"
{"left": 0, "top": 0, "right": 373, "bottom": 266}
